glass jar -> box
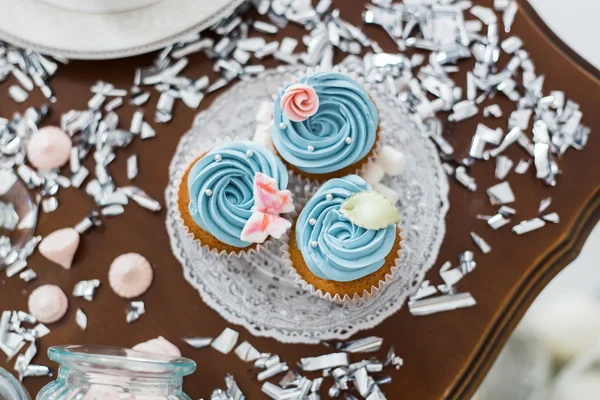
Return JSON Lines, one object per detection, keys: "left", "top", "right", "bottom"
{"left": 0, "top": 367, "right": 31, "bottom": 399}
{"left": 37, "top": 345, "right": 196, "bottom": 399}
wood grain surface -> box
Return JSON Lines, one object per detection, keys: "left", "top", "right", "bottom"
{"left": 0, "top": 1, "right": 598, "bottom": 399}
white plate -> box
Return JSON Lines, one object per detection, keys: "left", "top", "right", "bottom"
{"left": 0, "top": 0, "right": 244, "bottom": 59}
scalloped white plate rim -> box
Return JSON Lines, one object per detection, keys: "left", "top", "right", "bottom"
{"left": 0, "top": 0, "right": 244, "bottom": 60}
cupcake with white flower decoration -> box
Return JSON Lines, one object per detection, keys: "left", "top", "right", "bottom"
{"left": 284, "top": 174, "right": 403, "bottom": 302}
{"left": 269, "top": 71, "right": 382, "bottom": 181}
{"left": 177, "top": 140, "right": 294, "bottom": 256}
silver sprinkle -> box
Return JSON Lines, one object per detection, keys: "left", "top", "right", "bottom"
{"left": 307, "top": 145, "right": 315, "bottom": 152}
{"left": 542, "top": 212, "right": 560, "bottom": 224}
{"left": 41, "top": 197, "right": 58, "bottom": 213}
{"left": 495, "top": 155, "right": 513, "bottom": 180}
{"left": 470, "top": 232, "right": 492, "bottom": 254}
{"left": 127, "top": 155, "right": 138, "bottom": 180}
{"left": 483, "top": 104, "right": 502, "bottom": 118}
{"left": 73, "top": 279, "right": 101, "bottom": 301}
{"left": 341, "top": 337, "right": 383, "bottom": 353}
{"left": 538, "top": 197, "right": 552, "bottom": 214}
{"left": 488, "top": 213, "right": 511, "bottom": 230}
{"left": 326, "top": 194, "right": 333, "bottom": 201}
{"left": 487, "top": 181, "right": 515, "bottom": 205}
{"left": 75, "top": 309, "right": 87, "bottom": 330}
{"left": 409, "top": 292, "right": 477, "bottom": 316}
{"left": 19, "top": 269, "right": 37, "bottom": 282}
{"left": 6, "top": 260, "right": 28, "bottom": 278}
{"left": 126, "top": 301, "right": 145, "bottom": 323}
{"left": 254, "top": 21, "right": 279, "bottom": 34}
{"left": 257, "top": 362, "right": 289, "bottom": 381}
{"left": 205, "top": 189, "right": 213, "bottom": 197}
{"left": 235, "top": 341, "right": 263, "bottom": 362}
{"left": 130, "top": 110, "right": 144, "bottom": 134}
{"left": 512, "top": 218, "right": 546, "bottom": 235}
{"left": 140, "top": 122, "right": 156, "bottom": 139}
{"left": 101, "top": 205, "right": 125, "bottom": 216}
{"left": 455, "top": 166, "right": 477, "bottom": 192}
{"left": 300, "top": 353, "right": 349, "bottom": 371}
{"left": 514, "top": 159, "right": 531, "bottom": 174}
{"left": 183, "top": 337, "right": 213, "bottom": 348}
{"left": 211, "top": 327, "right": 239, "bottom": 354}
{"left": 410, "top": 281, "right": 438, "bottom": 301}
{"left": 104, "top": 97, "right": 123, "bottom": 112}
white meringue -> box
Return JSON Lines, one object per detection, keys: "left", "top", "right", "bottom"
{"left": 39, "top": 228, "right": 80, "bottom": 269}
{"left": 132, "top": 336, "right": 181, "bottom": 357}
{"left": 28, "top": 285, "right": 68, "bottom": 324}
{"left": 26, "top": 126, "right": 72, "bottom": 171}
{"left": 108, "top": 253, "right": 153, "bottom": 299}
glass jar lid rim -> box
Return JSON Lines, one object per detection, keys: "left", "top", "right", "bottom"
{"left": 48, "top": 345, "right": 196, "bottom": 376}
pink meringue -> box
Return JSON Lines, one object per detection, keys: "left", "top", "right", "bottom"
{"left": 280, "top": 83, "right": 319, "bottom": 122}
{"left": 28, "top": 285, "right": 68, "bottom": 324}
{"left": 108, "top": 253, "right": 153, "bottom": 299}
{"left": 26, "top": 126, "right": 72, "bottom": 171}
{"left": 132, "top": 336, "right": 181, "bottom": 357}
{"left": 39, "top": 228, "right": 80, "bottom": 269}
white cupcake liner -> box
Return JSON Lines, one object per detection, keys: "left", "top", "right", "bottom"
{"left": 265, "top": 65, "right": 386, "bottom": 184}
{"left": 170, "top": 135, "right": 293, "bottom": 259}
{"left": 281, "top": 223, "right": 405, "bottom": 304}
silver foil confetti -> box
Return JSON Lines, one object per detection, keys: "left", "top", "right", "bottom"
{"left": 487, "top": 181, "right": 515, "bottom": 205}
{"left": 211, "top": 327, "right": 239, "bottom": 354}
{"left": 470, "top": 232, "right": 492, "bottom": 254}
{"left": 542, "top": 212, "right": 560, "bottom": 223}
{"left": 72, "top": 279, "right": 100, "bottom": 301}
{"left": 409, "top": 292, "right": 477, "bottom": 316}
{"left": 512, "top": 218, "right": 546, "bottom": 235}
{"left": 183, "top": 337, "right": 213, "bottom": 348}
{"left": 127, "top": 154, "right": 138, "bottom": 180}
{"left": 300, "top": 353, "right": 349, "bottom": 371}
{"left": 75, "top": 308, "right": 87, "bottom": 330}
{"left": 126, "top": 301, "right": 145, "bottom": 323}
{"left": 235, "top": 340, "right": 263, "bottom": 362}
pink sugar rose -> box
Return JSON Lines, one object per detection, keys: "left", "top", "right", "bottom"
{"left": 280, "top": 83, "right": 319, "bottom": 122}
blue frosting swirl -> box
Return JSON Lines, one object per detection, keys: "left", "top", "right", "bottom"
{"left": 272, "top": 72, "right": 379, "bottom": 174}
{"left": 295, "top": 175, "right": 397, "bottom": 282}
{"left": 187, "top": 141, "right": 289, "bottom": 248}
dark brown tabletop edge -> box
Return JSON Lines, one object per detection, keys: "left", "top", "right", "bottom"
{"left": 517, "top": 0, "right": 600, "bottom": 83}
{"left": 448, "top": 185, "right": 600, "bottom": 399}
{"left": 444, "top": 4, "right": 600, "bottom": 397}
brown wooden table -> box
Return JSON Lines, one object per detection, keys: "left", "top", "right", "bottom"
{"left": 1, "top": 1, "right": 599, "bottom": 399}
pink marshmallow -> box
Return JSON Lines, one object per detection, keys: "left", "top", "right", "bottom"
{"left": 26, "top": 126, "right": 72, "bottom": 171}
{"left": 28, "top": 285, "right": 68, "bottom": 324}
{"left": 108, "top": 253, "right": 153, "bottom": 299}
{"left": 132, "top": 336, "right": 181, "bottom": 357}
{"left": 39, "top": 228, "right": 80, "bottom": 269}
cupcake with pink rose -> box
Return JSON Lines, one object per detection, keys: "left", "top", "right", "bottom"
{"left": 270, "top": 71, "right": 382, "bottom": 181}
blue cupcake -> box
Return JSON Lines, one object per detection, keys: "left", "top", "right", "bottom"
{"left": 179, "top": 141, "right": 294, "bottom": 254}
{"left": 271, "top": 72, "right": 380, "bottom": 181}
{"left": 287, "top": 175, "right": 402, "bottom": 302}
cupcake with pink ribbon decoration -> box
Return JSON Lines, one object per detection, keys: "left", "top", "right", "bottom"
{"left": 270, "top": 71, "right": 381, "bottom": 181}
{"left": 176, "top": 140, "right": 294, "bottom": 256}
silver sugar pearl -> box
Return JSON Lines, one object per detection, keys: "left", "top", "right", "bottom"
{"left": 345, "top": 137, "right": 353, "bottom": 144}
{"left": 307, "top": 145, "right": 315, "bottom": 152}
{"left": 326, "top": 194, "right": 333, "bottom": 201}
{"left": 309, "top": 218, "right": 316, "bottom": 225}
{"left": 280, "top": 122, "right": 287, "bottom": 129}
{"left": 205, "top": 189, "right": 213, "bottom": 196}
{"left": 246, "top": 150, "right": 254, "bottom": 157}
{"left": 215, "top": 154, "right": 222, "bottom": 162}
{"left": 311, "top": 241, "right": 318, "bottom": 248}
